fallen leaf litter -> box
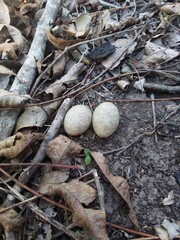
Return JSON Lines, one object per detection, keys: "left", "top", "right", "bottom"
{"left": 0, "top": 0, "right": 179, "bottom": 239}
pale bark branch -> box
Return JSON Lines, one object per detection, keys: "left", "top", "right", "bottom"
{"left": 0, "top": 0, "right": 63, "bottom": 140}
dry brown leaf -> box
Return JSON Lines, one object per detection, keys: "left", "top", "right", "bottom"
{"left": 0, "top": 41, "right": 18, "bottom": 60}
{"left": 0, "top": 0, "right": 10, "bottom": 25}
{"left": 162, "top": 190, "right": 175, "bottom": 206}
{"left": 155, "top": 219, "right": 180, "bottom": 240}
{"left": 90, "top": 151, "right": 139, "bottom": 228}
{"left": 46, "top": 29, "right": 81, "bottom": 49}
{"left": 0, "top": 24, "right": 25, "bottom": 55}
{"left": 155, "top": 225, "right": 169, "bottom": 240}
{"left": 39, "top": 182, "right": 109, "bottom": 240}
{"left": 52, "top": 50, "right": 69, "bottom": 79}
{"left": 40, "top": 171, "right": 69, "bottom": 185}
{"left": 162, "top": 33, "right": 180, "bottom": 47}
{"left": 102, "top": 9, "right": 119, "bottom": 30}
{"left": 40, "top": 176, "right": 96, "bottom": 204}
{"left": 0, "top": 132, "right": 44, "bottom": 159}
{"left": 101, "top": 38, "right": 136, "bottom": 69}
{"left": 45, "top": 134, "right": 82, "bottom": 165}
{"left": 61, "top": 179, "right": 96, "bottom": 205}
{"left": 0, "top": 89, "right": 31, "bottom": 108}
{"left": 0, "top": 208, "right": 23, "bottom": 232}
{"left": 14, "top": 101, "right": 61, "bottom": 132}
{"left": 140, "top": 41, "right": 179, "bottom": 66}
{"left": 20, "top": 3, "right": 40, "bottom": 15}
{"left": 45, "top": 62, "right": 85, "bottom": 98}
{"left": 160, "top": 3, "right": 180, "bottom": 15}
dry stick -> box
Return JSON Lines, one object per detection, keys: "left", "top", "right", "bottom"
{"left": 77, "top": 169, "right": 105, "bottom": 209}
{"left": 71, "top": 68, "right": 180, "bottom": 99}
{"left": 131, "top": 238, "right": 159, "bottom": 240}
{"left": 0, "top": 173, "right": 80, "bottom": 240}
{"left": 144, "top": 82, "right": 180, "bottom": 93}
{"left": 98, "top": 0, "right": 120, "bottom": 8}
{"left": 106, "top": 222, "right": 157, "bottom": 238}
{"left": 106, "top": 97, "right": 180, "bottom": 103}
{"left": 152, "top": 70, "right": 180, "bottom": 82}
{"left": 92, "top": 169, "right": 105, "bottom": 211}
{"left": 150, "top": 93, "right": 158, "bottom": 144}
{"left": 30, "top": 24, "right": 144, "bottom": 96}
{"left": 163, "top": 17, "right": 180, "bottom": 33}
{"left": 0, "top": 196, "right": 39, "bottom": 214}
{"left": 0, "top": 0, "right": 63, "bottom": 140}
{"left": 0, "top": 162, "right": 82, "bottom": 169}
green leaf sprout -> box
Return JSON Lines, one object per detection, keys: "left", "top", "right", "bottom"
{"left": 84, "top": 148, "right": 91, "bottom": 165}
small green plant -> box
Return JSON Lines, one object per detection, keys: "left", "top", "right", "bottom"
{"left": 84, "top": 148, "right": 91, "bottom": 164}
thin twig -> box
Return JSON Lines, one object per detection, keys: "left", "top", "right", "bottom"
{"left": 106, "top": 221, "right": 156, "bottom": 238}
{"left": 92, "top": 169, "right": 105, "bottom": 211}
{"left": 0, "top": 162, "right": 82, "bottom": 169}
{"left": 150, "top": 93, "right": 158, "bottom": 144}
{"left": 26, "top": 68, "right": 180, "bottom": 108}
{"left": 106, "top": 97, "right": 180, "bottom": 103}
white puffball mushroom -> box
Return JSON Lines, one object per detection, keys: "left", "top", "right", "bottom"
{"left": 64, "top": 105, "right": 92, "bottom": 136}
{"left": 92, "top": 102, "right": 120, "bottom": 138}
